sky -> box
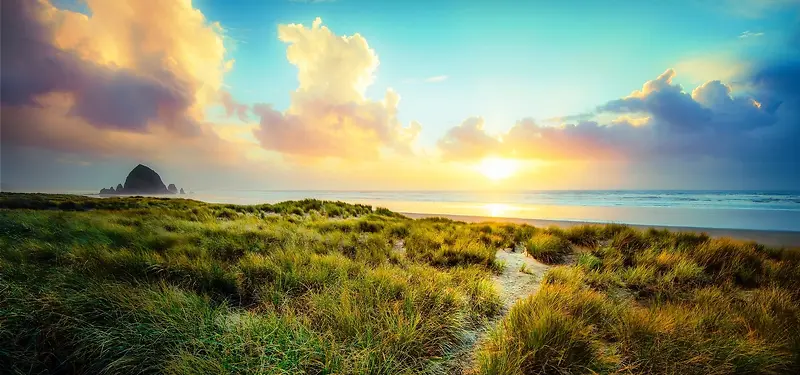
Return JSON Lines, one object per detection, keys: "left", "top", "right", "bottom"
{"left": 1, "top": 0, "right": 799, "bottom": 192}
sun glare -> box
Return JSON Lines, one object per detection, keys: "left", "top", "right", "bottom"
{"left": 477, "top": 157, "right": 518, "bottom": 181}
{"left": 485, "top": 203, "right": 509, "bottom": 217}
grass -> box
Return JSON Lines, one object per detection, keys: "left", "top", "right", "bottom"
{"left": 525, "top": 232, "right": 572, "bottom": 263}
{"left": 2, "top": 193, "right": 799, "bottom": 374}
{"left": 475, "top": 224, "right": 800, "bottom": 375}
{"left": 0, "top": 193, "right": 502, "bottom": 374}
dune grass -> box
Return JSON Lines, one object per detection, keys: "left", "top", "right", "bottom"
{"left": 524, "top": 232, "right": 572, "bottom": 264}
{"left": 0, "top": 193, "right": 503, "bottom": 374}
{"left": 2, "top": 194, "right": 799, "bottom": 374}
{"left": 475, "top": 224, "right": 800, "bottom": 375}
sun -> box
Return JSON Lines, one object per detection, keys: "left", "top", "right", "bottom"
{"left": 477, "top": 157, "right": 518, "bottom": 181}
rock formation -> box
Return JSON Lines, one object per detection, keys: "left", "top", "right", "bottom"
{"left": 123, "top": 164, "right": 170, "bottom": 194}
{"left": 99, "top": 164, "right": 183, "bottom": 195}
{"left": 179, "top": 188, "right": 185, "bottom": 194}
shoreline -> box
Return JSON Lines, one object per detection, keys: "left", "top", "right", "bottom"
{"left": 401, "top": 212, "right": 800, "bottom": 248}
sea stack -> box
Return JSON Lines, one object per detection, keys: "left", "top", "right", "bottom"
{"left": 123, "top": 164, "right": 170, "bottom": 194}
{"left": 99, "top": 164, "right": 182, "bottom": 195}
{"left": 179, "top": 188, "right": 185, "bottom": 194}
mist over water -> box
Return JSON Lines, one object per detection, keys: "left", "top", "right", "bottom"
{"left": 183, "top": 190, "right": 800, "bottom": 232}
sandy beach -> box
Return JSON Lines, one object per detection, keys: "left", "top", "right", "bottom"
{"left": 402, "top": 212, "right": 800, "bottom": 248}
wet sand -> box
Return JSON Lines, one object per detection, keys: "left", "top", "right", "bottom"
{"left": 401, "top": 212, "right": 800, "bottom": 248}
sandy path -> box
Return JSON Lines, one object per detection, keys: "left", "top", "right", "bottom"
{"left": 451, "top": 247, "right": 550, "bottom": 374}
{"left": 492, "top": 246, "right": 550, "bottom": 312}
{"left": 391, "top": 239, "right": 551, "bottom": 373}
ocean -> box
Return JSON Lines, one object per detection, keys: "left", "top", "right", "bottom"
{"left": 184, "top": 190, "right": 800, "bottom": 232}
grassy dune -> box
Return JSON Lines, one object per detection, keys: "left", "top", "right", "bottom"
{"left": 475, "top": 225, "right": 800, "bottom": 375}
{"left": 1, "top": 194, "right": 798, "bottom": 374}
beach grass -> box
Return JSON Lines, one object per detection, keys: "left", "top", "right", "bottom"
{"left": 1, "top": 193, "right": 798, "bottom": 374}
{"left": 0, "top": 193, "right": 503, "bottom": 374}
{"left": 474, "top": 224, "right": 800, "bottom": 375}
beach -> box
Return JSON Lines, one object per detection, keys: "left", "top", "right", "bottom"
{"left": 402, "top": 212, "right": 800, "bottom": 248}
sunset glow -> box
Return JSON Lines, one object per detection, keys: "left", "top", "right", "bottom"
{"left": 477, "top": 157, "right": 519, "bottom": 181}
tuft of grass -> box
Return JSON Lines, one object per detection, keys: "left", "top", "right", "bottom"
{"left": 475, "top": 284, "right": 618, "bottom": 374}
{"left": 543, "top": 266, "right": 585, "bottom": 287}
{"left": 525, "top": 233, "right": 572, "bottom": 264}
{"left": 562, "top": 224, "right": 603, "bottom": 247}
{"left": 577, "top": 252, "right": 603, "bottom": 271}
{"left": 404, "top": 224, "right": 498, "bottom": 269}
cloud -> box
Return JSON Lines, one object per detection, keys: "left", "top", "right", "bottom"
{"left": 219, "top": 90, "right": 250, "bottom": 121}
{"left": 542, "top": 112, "right": 595, "bottom": 124}
{"left": 251, "top": 18, "right": 421, "bottom": 159}
{"left": 739, "top": 30, "right": 765, "bottom": 38}
{"left": 437, "top": 117, "right": 502, "bottom": 161}
{"left": 597, "top": 69, "right": 712, "bottom": 131}
{"left": 0, "top": 0, "right": 230, "bottom": 135}
{"left": 424, "top": 75, "right": 449, "bottom": 83}
{"left": 2, "top": 93, "right": 252, "bottom": 168}
{"left": 437, "top": 68, "right": 793, "bottom": 165}
{"left": 0, "top": 0, "right": 249, "bottom": 169}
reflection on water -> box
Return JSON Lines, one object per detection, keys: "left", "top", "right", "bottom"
{"left": 485, "top": 203, "right": 513, "bottom": 217}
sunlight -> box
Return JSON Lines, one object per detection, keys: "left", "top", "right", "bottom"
{"left": 485, "top": 203, "right": 510, "bottom": 217}
{"left": 477, "top": 157, "right": 519, "bottom": 181}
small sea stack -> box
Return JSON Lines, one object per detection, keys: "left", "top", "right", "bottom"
{"left": 99, "top": 164, "right": 183, "bottom": 195}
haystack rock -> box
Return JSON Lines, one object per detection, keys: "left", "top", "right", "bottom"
{"left": 121, "top": 164, "right": 171, "bottom": 194}
{"left": 99, "top": 164, "right": 182, "bottom": 195}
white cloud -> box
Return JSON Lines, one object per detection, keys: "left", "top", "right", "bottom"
{"left": 424, "top": 75, "right": 449, "bottom": 83}
{"left": 739, "top": 30, "right": 765, "bottom": 38}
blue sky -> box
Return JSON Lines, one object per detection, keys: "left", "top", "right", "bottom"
{"left": 196, "top": 0, "right": 794, "bottom": 143}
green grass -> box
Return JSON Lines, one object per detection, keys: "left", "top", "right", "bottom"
{"left": 0, "top": 193, "right": 501, "bottom": 374}
{"left": 524, "top": 232, "right": 572, "bottom": 263}
{"left": 476, "top": 225, "right": 800, "bottom": 375}
{"left": 2, "top": 193, "right": 799, "bottom": 374}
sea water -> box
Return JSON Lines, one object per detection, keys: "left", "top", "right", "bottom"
{"left": 184, "top": 190, "right": 800, "bottom": 232}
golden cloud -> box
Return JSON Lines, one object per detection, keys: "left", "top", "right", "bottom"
{"left": 252, "top": 18, "right": 422, "bottom": 160}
